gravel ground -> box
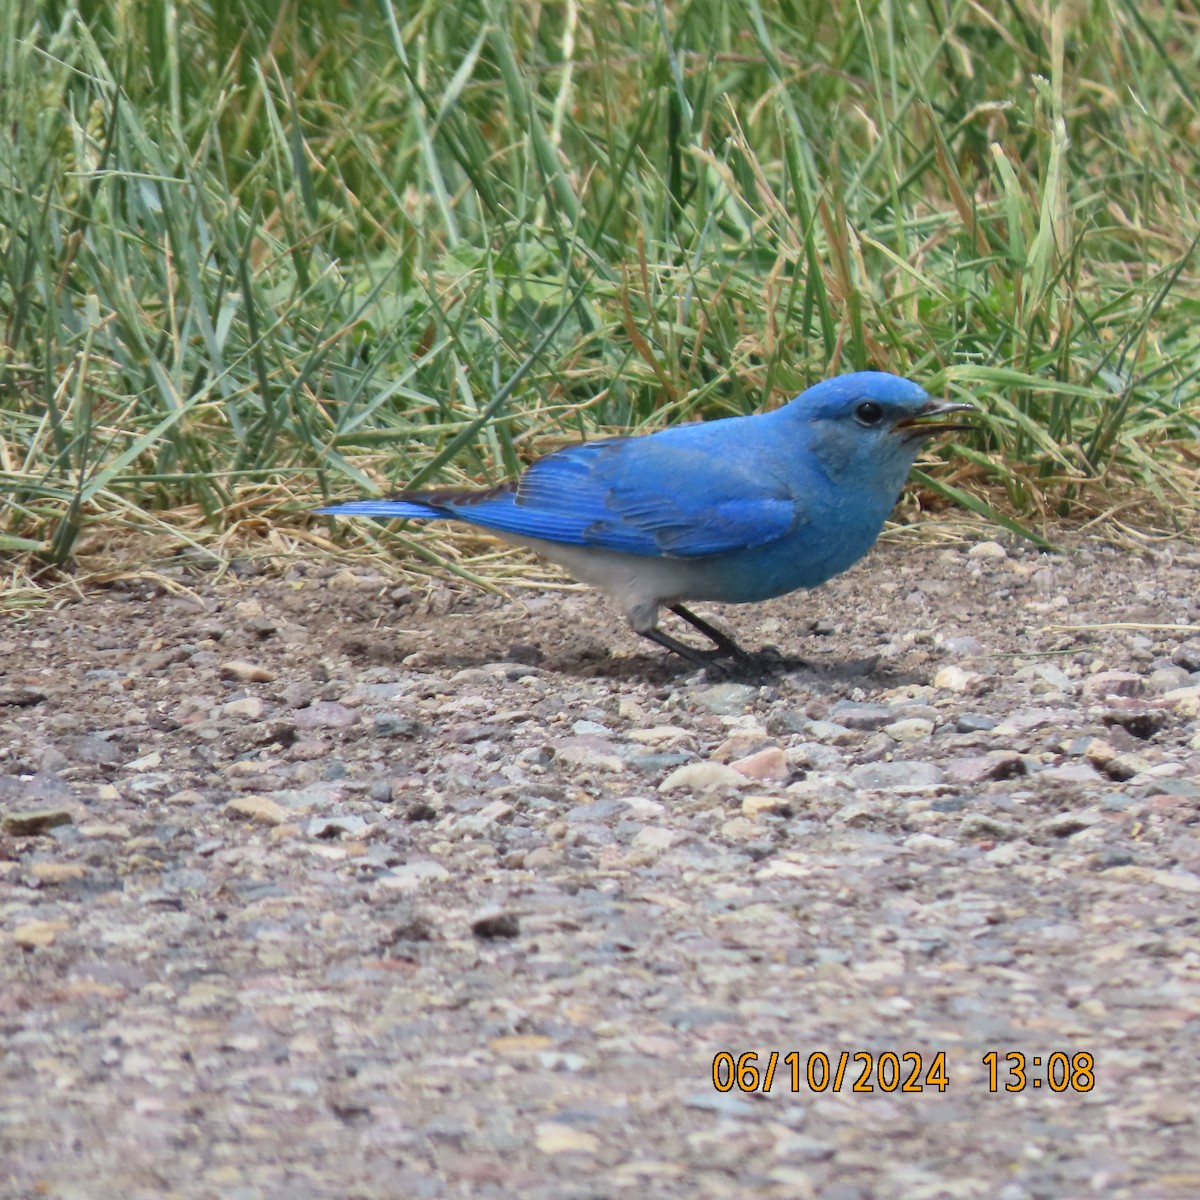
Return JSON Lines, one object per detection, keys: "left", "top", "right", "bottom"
{"left": 3, "top": 535, "right": 1200, "bottom": 1200}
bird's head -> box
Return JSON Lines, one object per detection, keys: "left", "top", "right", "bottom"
{"left": 784, "top": 371, "right": 973, "bottom": 492}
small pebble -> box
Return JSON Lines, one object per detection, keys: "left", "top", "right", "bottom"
{"left": 743, "top": 794, "right": 789, "bottom": 817}
{"left": 14, "top": 920, "right": 68, "bottom": 949}
{"left": 1082, "top": 671, "right": 1144, "bottom": 701}
{"left": 30, "top": 863, "right": 86, "bottom": 883}
{"left": 307, "top": 814, "right": 370, "bottom": 838}
{"left": 222, "top": 696, "right": 267, "bottom": 719}
{"left": 225, "top": 795, "right": 294, "bottom": 825}
{"left": 938, "top": 635, "right": 984, "bottom": 655}
{"left": 1170, "top": 640, "right": 1200, "bottom": 671}
{"left": 720, "top": 816, "right": 762, "bottom": 842}
{"left": 826, "top": 701, "right": 893, "bottom": 731}
{"left": 730, "top": 746, "right": 790, "bottom": 782}
{"left": 293, "top": 701, "right": 360, "bottom": 729}
{"left": 932, "top": 666, "right": 982, "bottom": 693}
{"left": 882, "top": 717, "right": 934, "bottom": 743}
{"left": 659, "top": 762, "right": 747, "bottom": 793}
{"left": 373, "top": 713, "right": 426, "bottom": 737}
{"left": 959, "top": 813, "right": 1016, "bottom": 840}
{"left": 471, "top": 909, "right": 520, "bottom": 940}
{"left": 803, "top": 720, "right": 856, "bottom": 745}
{"left": 2, "top": 809, "right": 75, "bottom": 836}
{"left": 219, "top": 660, "right": 276, "bottom": 683}
{"left": 955, "top": 712, "right": 997, "bottom": 733}
{"left": 691, "top": 683, "right": 758, "bottom": 715}
{"left": 849, "top": 761, "right": 945, "bottom": 790}
{"left": 377, "top": 860, "right": 450, "bottom": 890}
{"left": 534, "top": 1123, "right": 599, "bottom": 1155}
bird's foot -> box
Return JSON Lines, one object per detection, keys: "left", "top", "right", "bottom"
{"left": 667, "top": 604, "right": 751, "bottom": 662}
{"left": 642, "top": 611, "right": 800, "bottom": 681}
{"left": 640, "top": 628, "right": 738, "bottom": 674}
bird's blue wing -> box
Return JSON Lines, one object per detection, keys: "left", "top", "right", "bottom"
{"left": 354, "top": 436, "right": 807, "bottom": 558}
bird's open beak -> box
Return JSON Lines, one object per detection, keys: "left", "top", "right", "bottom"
{"left": 895, "top": 398, "right": 977, "bottom": 441}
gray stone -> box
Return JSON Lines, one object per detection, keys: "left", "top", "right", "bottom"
{"left": 939, "top": 635, "right": 985, "bottom": 655}
{"left": 1171, "top": 640, "right": 1200, "bottom": 672}
{"left": 1036, "top": 761, "right": 1102, "bottom": 785}
{"left": 12, "top": 771, "right": 75, "bottom": 805}
{"left": 804, "top": 719, "right": 856, "bottom": 744}
{"left": 849, "top": 761, "right": 945, "bottom": 790}
{"left": 442, "top": 722, "right": 508, "bottom": 744}
{"left": 1131, "top": 777, "right": 1200, "bottom": 799}
{"left": 1030, "top": 663, "right": 1073, "bottom": 693}
{"left": 1148, "top": 665, "right": 1191, "bottom": 693}
{"left": 690, "top": 683, "right": 758, "bottom": 715}
{"left": 959, "top": 813, "right": 1016, "bottom": 840}
{"left": 766, "top": 709, "right": 809, "bottom": 736}
{"left": 280, "top": 680, "right": 318, "bottom": 708}
{"left": 222, "top": 695, "right": 266, "bottom": 719}
{"left": 552, "top": 737, "right": 625, "bottom": 772}
{"left": 772, "top": 1135, "right": 837, "bottom": 1163}
{"left": 571, "top": 719, "right": 612, "bottom": 737}
{"left": 944, "top": 753, "right": 1026, "bottom": 784}
{"left": 349, "top": 681, "right": 410, "bottom": 702}
{"left": 1101, "top": 706, "right": 1168, "bottom": 739}
{"left": 64, "top": 735, "right": 123, "bottom": 766}
{"left": 377, "top": 860, "right": 451, "bottom": 890}
{"left": 622, "top": 750, "right": 694, "bottom": 772}
{"left": 274, "top": 783, "right": 347, "bottom": 809}
{"left": 788, "top": 743, "right": 845, "bottom": 771}
{"left": 955, "top": 713, "right": 997, "bottom": 733}
{"left": 373, "top": 713, "right": 426, "bottom": 737}
{"left": 827, "top": 701, "right": 894, "bottom": 730}
{"left": 306, "top": 814, "right": 370, "bottom": 838}
{"left": 683, "top": 1091, "right": 758, "bottom": 1117}
{"left": 455, "top": 801, "right": 515, "bottom": 833}
{"left": 293, "top": 701, "right": 360, "bottom": 729}
{"left": 1103, "top": 752, "right": 1154, "bottom": 781}
{"left": 1082, "top": 671, "right": 1144, "bottom": 701}
{"left": 883, "top": 717, "right": 935, "bottom": 742}
{"left": 565, "top": 798, "right": 632, "bottom": 821}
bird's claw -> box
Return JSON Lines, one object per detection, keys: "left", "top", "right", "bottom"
{"left": 641, "top": 624, "right": 796, "bottom": 681}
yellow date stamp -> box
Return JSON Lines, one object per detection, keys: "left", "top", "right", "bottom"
{"left": 713, "top": 1050, "right": 949, "bottom": 1094}
{"left": 712, "top": 1050, "right": 1096, "bottom": 1094}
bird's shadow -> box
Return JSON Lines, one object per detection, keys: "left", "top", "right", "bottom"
{"left": 339, "top": 632, "right": 927, "bottom": 689}
{"left": 558, "top": 645, "right": 920, "bottom": 688}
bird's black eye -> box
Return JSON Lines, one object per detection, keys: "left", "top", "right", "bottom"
{"left": 854, "top": 401, "right": 884, "bottom": 426}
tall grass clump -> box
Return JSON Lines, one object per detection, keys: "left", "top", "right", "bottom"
{"left": 1, "top": 0, "right": 1198, "bottom": 575}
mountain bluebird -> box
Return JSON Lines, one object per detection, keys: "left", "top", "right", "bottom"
{"left": 317, "top": 371, "right": 972, "bottom": 667}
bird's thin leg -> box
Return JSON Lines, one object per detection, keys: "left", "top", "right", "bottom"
{"left": 639, "top": 627, "right": 731, "bottom": 673}
{"left": 668, "top": 604, "right": 755, "bottom": 663}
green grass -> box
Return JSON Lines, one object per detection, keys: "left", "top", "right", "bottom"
{"left": 1, "top": 0, "right": 1198, "bottom": 576}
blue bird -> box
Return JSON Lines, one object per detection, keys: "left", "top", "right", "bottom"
{"left": 317, "top": 371, "right": 972, "bottom": 668}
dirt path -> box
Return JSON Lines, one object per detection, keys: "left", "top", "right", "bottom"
{"left": 3, "top": 536, "right": 1200, "bottom": 1199}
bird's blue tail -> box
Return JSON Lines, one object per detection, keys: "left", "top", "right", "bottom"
{"left": 315, "top": 499, "right": 447, "bottom": 520}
